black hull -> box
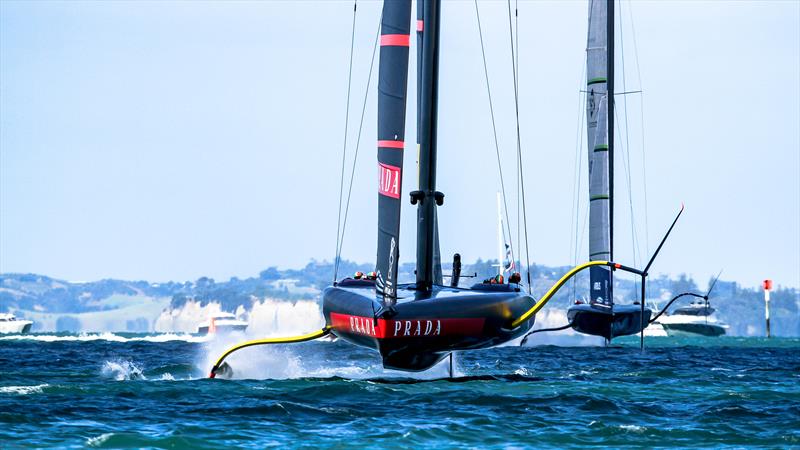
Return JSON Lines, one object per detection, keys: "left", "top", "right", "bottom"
{"left": 323, "top": 284, "right": 535, "bottom": 371}
{"left": 567, "top": 303, "right": 651, "bottom": 340}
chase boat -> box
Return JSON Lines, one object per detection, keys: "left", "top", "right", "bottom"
{"left": 0, "top": 313, "right": 33, "bottom": 334}
{"left": 658, "top": 299, "right": 727, "bottom": 337}
{"left": 197, "top": 312, "right": 248, "bottom": 335}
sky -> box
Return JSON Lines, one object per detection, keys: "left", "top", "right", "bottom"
{"left": 1, "top": 0, "right": 798, "bottom": 289}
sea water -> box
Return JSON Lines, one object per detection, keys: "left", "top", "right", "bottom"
{"left": 0, "top": 333, "right": 798, "bottom": 448}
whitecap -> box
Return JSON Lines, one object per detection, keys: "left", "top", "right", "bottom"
{"left": 101, "top": 360, "right": 146, "bottom": 381}
{"left": 86, "top": 433, "right": 114, "bottom": 447}
{"left": 0, "top": 332, "right": 208, "bottom": 344}
{"left": 138, "top": 333, "right": 209, "bottom": 343}
{"left": 0, "top": 384, "right": 48, "bottom": 395}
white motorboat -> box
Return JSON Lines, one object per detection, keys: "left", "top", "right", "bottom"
{"left": 197, "top": 312, "right": 248, "bottom": 335}
{"left": 0, "top": 313, "right": 33, "bottom": 334}
{"left": 657, "top": 299, "right": 728, "bottom": 337}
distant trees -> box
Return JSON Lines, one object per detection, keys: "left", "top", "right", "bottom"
{"left": 56, "top": 316, "right": 81, "bottom": 332}
{"left": 195, "top": 277, "right": 215, "bottom": 289}
{"left": 671, "top": 273, "right": 698, "bottom": 295}
{"left": 259, "top": 268, "right": 281, "bottom": 281}
{"left": 1, "top": 262, "right": 798, "bottom": 337}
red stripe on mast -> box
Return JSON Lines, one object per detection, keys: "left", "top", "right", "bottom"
{"left": 380, "top": 34, "right": 410, "bottom": 47}
{"left": 378, "top": 140, "right": 404, "bottom": 149}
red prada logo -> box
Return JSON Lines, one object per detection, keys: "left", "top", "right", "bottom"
{"left": 329, "top": 313, "right": 485, "bottom": 338}
{"left": 378, "top": 163, "right": 401, "bottom": 199}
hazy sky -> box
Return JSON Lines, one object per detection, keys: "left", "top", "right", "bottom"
{"left": 1, "top": 1, "right": 798, "bottom": 289}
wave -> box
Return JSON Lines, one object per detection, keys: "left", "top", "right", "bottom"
{"left": 0, "top": 384, "right": 49, "bottom": 395}
{"left": 0, "top": 332, "right": 210, "bottom": 343}
{"left": 100, "top": 359, "right": 185, "bottom": 381}
{"left": 86, "top": 433, "right": 115, "bottom": 447}
{"left": 102, "top": 360, "right": 146, "bottom": 381}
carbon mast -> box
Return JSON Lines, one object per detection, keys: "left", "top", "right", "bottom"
{"left": 411, "top": 0, "right": 444, "bottom": 292}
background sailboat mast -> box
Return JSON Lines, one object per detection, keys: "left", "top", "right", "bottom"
{"left": 607, "top": 0, "right": 614, "bottom": 262}
{"left": 587, "top": 0, "right": 613, "bottom": 306}
{"left": 413, "top": 0, "right": 443, "bottom": 291}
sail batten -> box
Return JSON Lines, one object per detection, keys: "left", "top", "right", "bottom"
{"left": 376, "top": 0, "right": 413, "bottom": 300}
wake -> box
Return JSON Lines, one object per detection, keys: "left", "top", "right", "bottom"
{"left": 0, "top": 332, "right": 210, "bottom": 343}
{"left": 198, "top": 333, "right": 461, "bottom": 382}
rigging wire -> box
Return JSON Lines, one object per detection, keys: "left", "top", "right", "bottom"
{"left": 618, "top": 0, "right": 653, "bottom": 301}
{"left": 473, "top": 0, "right": 519, "bottom": 282}
{"left": 613, "top": 104, "right": 641, "bottom": 268}
{"left": 617, "top": 0, "right": 641, "bottom": 274}
{"left": 514, "top": 0, "right": 521, "bottom": 274}
{"left": 575, "top": 184, "right": 591, "bottom": 273}
{"left": 334, "top": 8, "right": 382, "bottom": 283}
{"left": 626, "top": 0, "right": 650, "bottom": 256}
{"left": 570, "top": 1, "right": 595, "bottom": 300}
{"left": 333, "top": 1, "right": 359, "bottom": 283}
{"left": 569, "top": 63, "right": 587, "bottom": 301}
{"left": 506, "top": 0, "right": 533, "bottom": 293}
{"left": 614, "top": 103, "right": 643, "bottom": 297}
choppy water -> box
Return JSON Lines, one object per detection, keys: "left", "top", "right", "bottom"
{"left": 1, "top": 332, "right": 798, "bottom": 448}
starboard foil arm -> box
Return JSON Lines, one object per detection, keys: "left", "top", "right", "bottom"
{"left": 509, "top": 260, "right": 644, "bottom": 329}
{"left": 208, "top": 327, "right": 331, "bottom": 378}
{"left": 511, "top": 205, "right": 685, "bottom": 345}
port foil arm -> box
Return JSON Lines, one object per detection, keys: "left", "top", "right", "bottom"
{"left": 209, "top": 327, "right": 332, "bottom": 378}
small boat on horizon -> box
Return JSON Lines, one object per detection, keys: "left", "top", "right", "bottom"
{"left": 197, "top": 312, "right": 248, "bottom": 335}
{"left": 654, "top": 299, "right": 728, "bottom": 337}
{"left": 0, "top": 313, "right": 33, "bottom": 334}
